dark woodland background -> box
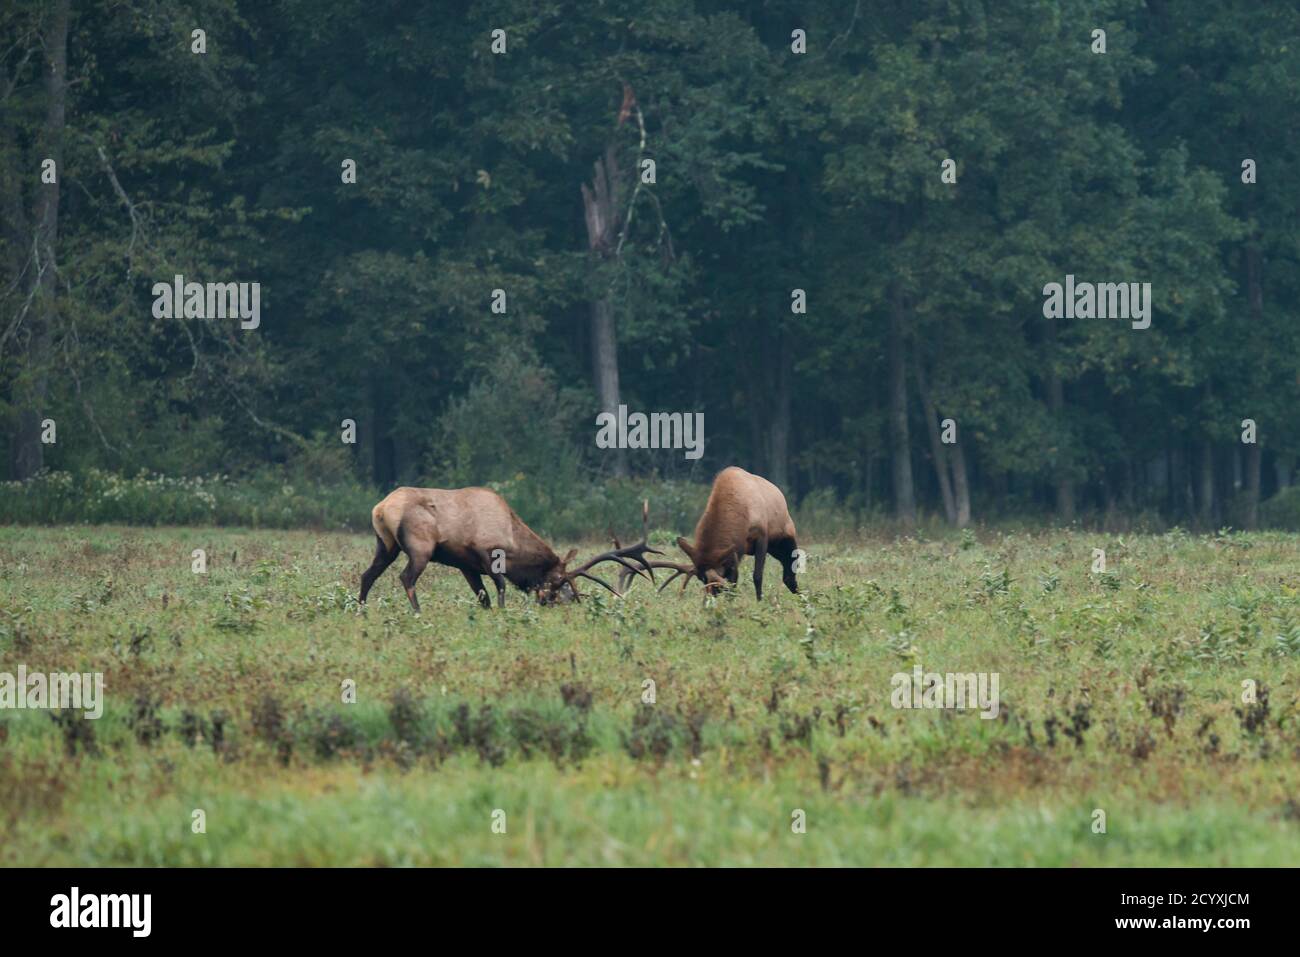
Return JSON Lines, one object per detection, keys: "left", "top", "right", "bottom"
{"left": 2, "top": 1, "right": 1298, "bottom": 534}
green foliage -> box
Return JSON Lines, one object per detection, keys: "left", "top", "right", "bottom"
{"left": 1259, "top": 486, "right": 1300, "bottom": 531}
{"left": 3, "top": 525, "right": 1300, "bottom": 864}
{"left": 430, "top": 353, "right": 587, "bottom": 519}
{"left": 2, "top": 0, "right": 1300, "bottom": 529}
{"left": 0, "top": 468, "right": 374, "bottom": 529}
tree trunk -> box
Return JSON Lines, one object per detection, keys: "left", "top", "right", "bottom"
{"left": 0, "top": 53, "right": 30, "bottom": 303}
{"left": 748, "top": 387, "right": 765, "bottom": 476}
{"left": 1165, "top": 446, "right": 1176, "bottom": 514}
{"left": 1244, "top": 442, "right": 1261, "bottom": 530}
{"left": 950, "top": 435, "right": 972, "bottom": 528}
{"left": 0, "top": 54, "right": 32, "bottom": 478}
{"left": 1102, "top": 475, "right": 1118, "bottom": 531}
{"left": 766, "top": 164, "right": 805, "bottom": 492}
{"left": 913, "top": 345, "right": 956, "bottom": 524}
{"left": 588, "top": 297, "right": 623, "bottom": 471}
{"left": 1198, "top": 439, "right": 1215, "bottom": 529}
{"left": 9, "top": 0, "right": 68, "bottom": 481}
{"left": 1275, "top": 455, "right": 1292, "bottom": 491}
{"left": 768, "top": 336, "right": 791, "bottom": 488}
{"left": 581, "top": 146, "right": 626, "bottom": 476}
{"left": 1242, "top": 241, "right": 1265, "bottom": 527}
{"left": 1044, "top": 316, "right": 1074, "bottom": 522}
{"left": 888, "top": 282, "right": 915, "bottom": 529}
{"left": 864, "top": 452, "right": 876, "bottom": 512}
{"left": 371, "top": 387, "right": 396, "bottom": 489}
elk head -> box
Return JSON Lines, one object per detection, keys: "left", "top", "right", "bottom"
{"left": 640, "top": 537, "right": 728, "bottom": 595}
{"left": 535, "top": 548, "right": 581, "bottom": 605}
{"left": 534, "top": 502, "right": 662, "bottom": 605}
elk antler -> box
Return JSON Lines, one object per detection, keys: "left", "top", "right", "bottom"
{"left": 637, "top": 560, "right": 695, "bottom": 592}
{"left": 568, "top": 500, "right": 662, "bottom": 596}
{"left": 610, "top": 501, "right": 697, "bottom": 593}
{"left": 610, "top": 499, "right": 667, "bottom": 591}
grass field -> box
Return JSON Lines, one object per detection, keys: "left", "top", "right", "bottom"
{"left": 2, "top": 524, "right": 1299, "bottom": 866}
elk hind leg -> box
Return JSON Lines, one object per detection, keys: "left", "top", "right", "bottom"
{"left": 359, "top": 536, "right": 400, "bottom": 604}
{"left": 399, "top": 552, "right": 432, "bottom": 612}
{"left": 396, "top": 517, "right": 436, "bottom": 612}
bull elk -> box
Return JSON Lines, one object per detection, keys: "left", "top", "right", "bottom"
{"left": 637, "top": 466, "right": 800, "bottom": 600}
{"left": 359, "top": 487, "right": 659, "bottom": 611}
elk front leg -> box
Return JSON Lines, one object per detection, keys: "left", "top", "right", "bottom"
{"left": 473, "top": 548, "right": 507, "bottom": 609}
{"left": 727, "top": 550, "right": 741, "bottom": 586}
{"left": 752, "top": 537, "right": 768, "bottom": 601}
{"left": 460, "top": 569, "right": 491, "bottom": 608}
{"left": 772, "top": 538, "right": 799, "bottom": 594}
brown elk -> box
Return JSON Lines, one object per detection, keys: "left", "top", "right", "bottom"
{"left": 637, "top": 467, "right": 800, "bottom": 600}
{"left": 359, "top": 487, "right": 659, "bottom": 611}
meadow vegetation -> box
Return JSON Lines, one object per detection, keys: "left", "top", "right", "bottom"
{"left": 3, "top": 524, "right": 1300, "bottom": 865}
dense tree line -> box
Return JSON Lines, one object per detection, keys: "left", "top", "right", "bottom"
{"left": 1, "top": 1, "right": 1297, "bottom": 528}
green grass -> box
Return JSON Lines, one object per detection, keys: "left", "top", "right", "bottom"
{"left": 2, "top": 524, "right": 1299, "bottom": 865}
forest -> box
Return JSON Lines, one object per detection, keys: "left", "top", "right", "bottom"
{"left": 2, "top": 0, "right": 1297, "bottom": 532}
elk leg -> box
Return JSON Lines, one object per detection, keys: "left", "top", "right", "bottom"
{"left": 395, "top": 516, "right": 438, "bottom": 612}
{"left": 359, "top": 536, "right": 399, "bottom": 604}
{"left": 399, "top": 551, "right": 430, "bottom": 612}
{"left": 472, "top": 548, "right": 507, "bottom": 609}
{"left": 460, "top": 569, "right": 490, "bottom": 608}
{"left": 773, "top": 538, "right": 799, "bottom": 594}
{"left": 752, "top": 538, "right": 768, "bottom": 601}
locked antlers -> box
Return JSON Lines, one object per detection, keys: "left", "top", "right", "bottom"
{"left": 640, "top": 559, "right": 696, "bottom": 593}
{"left": 567, "top": 500, "right": 662, "bottom": 597}
{"left": 609, "top": 501, "right": 695, "bottom": 594}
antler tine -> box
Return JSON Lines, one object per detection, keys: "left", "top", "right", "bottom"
{"left": 570, "top": 549, "right": 655, "bottom": 580}
{"left": 635, "top": 559, "right": 694, "bottom": 593}
{"left": 609, "top": 504, "right": 696, "bottom": 595}
{"left": 619, "top": 498, "right": 658, "bottom": 579}
{"left": 657, "top": 568, "right": 687, "bottom": 592}
{"left": 574, "top": 570, "right": 624, "bottom": 598}
{"left": 570, "top": 499, "right": 662, "bottom": 583}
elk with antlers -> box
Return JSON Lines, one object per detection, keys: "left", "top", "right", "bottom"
{"left": 635, "top": 467, "right": 800, "bottom": 600}
{"left": 359, "top": 487, "right": 659, "bottom": 611}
